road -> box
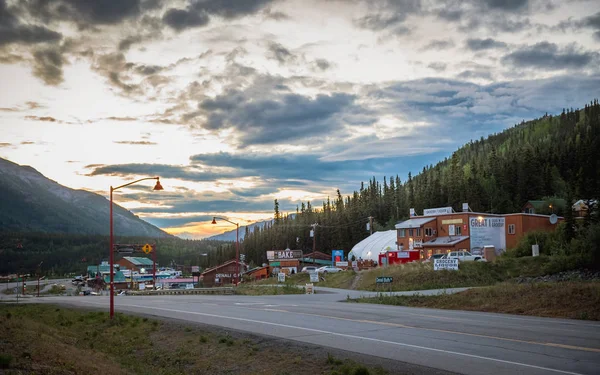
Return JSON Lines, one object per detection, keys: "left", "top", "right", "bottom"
{"left": 31, "top": 288, "right": 600, "bottom": 375}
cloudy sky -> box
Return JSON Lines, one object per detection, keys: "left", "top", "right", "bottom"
{"left": 1, "top": 0, "right": 599, "bottom": 238}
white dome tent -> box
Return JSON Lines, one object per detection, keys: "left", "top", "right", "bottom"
{"left": 348, "top": 230, "right": 397, "bottom": 262}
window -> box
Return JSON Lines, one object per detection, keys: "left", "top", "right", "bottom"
{"left": 455, "top": 226, "right": 462, "bottom": 236}
{"left": 398, "top": 229, "right": 405, "bottom": 237}
{"left": 425, "top": 227, "right": 433, "bottom": 236}
{"left": 508, "top": 224, "right": 516, "bottom": 235}
{"left": 415, "top": 228, "right": 421, "bottom": 237}
{"left": 409, "top": 228, "right": 414, "bottom": 237}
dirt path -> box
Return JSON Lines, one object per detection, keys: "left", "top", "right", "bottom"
{"left": 349, "top": 273, "right": 362, "bottom": 290}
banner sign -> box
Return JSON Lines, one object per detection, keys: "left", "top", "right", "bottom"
{"left": 469, "top": 217, "right": 506, "bottom": 254}
{"left": 191, "top": 266, "right": 200, "bottom": 273}
{"left": 309, "top": 272, "right": 319, "bottom": 282}
{"left": 376, "top": 277, "right": 393, "bottom": 283}
{"left": 267, "top": 250, "right": 303, "bottom": 260}
{"left": 423, "top": 207, "right": 453, "bottom": 216}
{"left": 397, "top": 251, "right": 410, "bottom": 258}
{"left": 336, "top": 261, "right": 347, "bottom": 267}
{"left": 434, "top": 259, "right": 459, "bottom": 271}
{"left": 448, "top": 224, "right": 456, "bottom": 236}
{"left": 332, "top": 250, "right": 344, "bottom": 264}
{"left": 278, "top": 273, "right": 286, "bottom": 283}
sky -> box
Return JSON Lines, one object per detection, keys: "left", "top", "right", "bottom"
{"left": 1, "top": 0, "right": 599, "bottom": 239}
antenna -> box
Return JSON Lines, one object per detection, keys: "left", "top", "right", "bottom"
{"left": 549, "top": 214, "right": 558, "bottom": 225}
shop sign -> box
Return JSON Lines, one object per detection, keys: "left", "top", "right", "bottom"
{"left": 267, "top": 250, "right": 303, "bottom": 260}
{"left": 423, "top": 207, "right": 453, "bottom": 216}
{"left": 434, "top": 259, "right": 459, "bottom": 271}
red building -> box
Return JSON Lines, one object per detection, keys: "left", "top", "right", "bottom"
{"left": 200, "top": 260, "right": 247, "bottom": 287}
{"left": 395, "top": 205, "right": 562, "bottom": 260}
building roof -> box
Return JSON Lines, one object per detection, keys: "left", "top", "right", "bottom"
{"left": 348, "top": 230, "right": 397, "bottom": 262}
{"left": 122, "top": 257, "right": 154, "bottom": 266}
{"left": 423, "top": 236, "right": 470, "bottom": 247}
{"left": 395, "top": 217, "right": 436, "bottom": 229}
{"left": 245, "top": 266, "right": 269, "bottom": 275}
{"left": 302, "top": 251, "right": 331, "bottom": 260}
{"left": 201, "top": 260, "right": 245, "bottom": 275}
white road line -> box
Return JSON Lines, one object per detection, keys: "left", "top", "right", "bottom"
{"left": 79, "top": 300, "right": 584, "bottom": 375}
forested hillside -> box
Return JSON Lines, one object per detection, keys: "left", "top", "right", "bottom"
{"left": 240, "top": 100, "right": 600, "bottom": 266}
{"left": 0, "top": 233, "right": 234, "bottom": 276}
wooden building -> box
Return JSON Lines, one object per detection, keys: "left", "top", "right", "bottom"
{"left": 116, "top": 256, "right": 154, "bottom": 273}
{"left": 200, "top": 260, "right": 247, "bottom": 287}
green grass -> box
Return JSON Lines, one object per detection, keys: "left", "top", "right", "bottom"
{"left": 351, "top": 281, "right": 600, "bottom": 320}
{"left": 0, "top": 304, "right": 388, "bottom": 375}
{"left": 253, "top": 254, "right": 592, "bottom": 292}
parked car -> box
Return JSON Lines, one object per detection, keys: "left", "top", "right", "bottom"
{"left": 301, "top": 266, "right": 318, "bottom": 273}
{"left": 424, "top": 254, "right": 446, "bottom": 262}
{"left": 444, "top": 251, "right": 483, "bottom": 262}
{"left": 316, "top": 266, "right": 343, "bottom": 274}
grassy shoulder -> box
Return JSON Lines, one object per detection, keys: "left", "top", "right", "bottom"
{"left": 252, "top": 254, "right": 592, "bottom": 292}
{"left": 0, "top": 304, "right": 388, "bottom": 375}
{"left": 350, "top": 281, "right": 600, "bottom": 320}
{"left": 235, "top": 282, "right": 306, "bottom": 295}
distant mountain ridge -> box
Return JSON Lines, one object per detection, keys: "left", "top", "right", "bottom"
{"left": 207, "top": 219, "right": 272, "bottom": 241}
{"left": 0, "top": 157, "right": 170, "bottom": 237}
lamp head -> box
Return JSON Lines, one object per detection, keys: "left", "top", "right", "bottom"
{"left": 153, "top": 178, "right": 164, "bottom": 191}
{"left": 211, "top": 217, "right": 217, "bottom": 225}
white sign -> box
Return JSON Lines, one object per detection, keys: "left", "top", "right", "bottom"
{"left": 335, "top": 261, "right": 347, "bottom": 267}
{"left": 397, "top": 251, "right": 410, "bottom": 258}
{"left": 139, "top": 283, "right": 146, "bottom": 290}
{"left": 191, "top": 266, "right": 200, "bottom": 273}
{"left": 351, "top": 261, "right": 358, "bottom": 268}
{"left": 267, "top": 250, "right": 303, "bottom": 260}
{"left": 469, "top": 217, "right": 506, "bottom": 254}
{"left": 448, "top": 224, "right": 456, "bottom": 236}
{"left": 413, "top": 239, "right": 423, "bottom": 248}
{"left": 434, "top": 258, "right": 459, "bottom": 271}
{"left": 278, "top": 273, "right": 286, "bottom": 283}
{"left": 423, "top": 207, "right": 453, "bottom": 216}
{"left": 185, "top": 283, "right": 193, "bottom": 289}
{"left": 305, "top": 283, "right": 314, "bottom": 294}
{"left": 409, "top": 208, "right": 416, "bottom": 216}
{"left": 309, "top": 272, "right": 319, "bottom": 283}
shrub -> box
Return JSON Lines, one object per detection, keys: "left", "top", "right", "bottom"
{"left": 0, "top": 354, "right": 13, "bottom": 369}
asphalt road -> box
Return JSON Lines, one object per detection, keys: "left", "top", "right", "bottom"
{"left": 31, "top": 288, "right": 600, "bottom": 375}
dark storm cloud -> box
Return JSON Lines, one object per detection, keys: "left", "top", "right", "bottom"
{"left": 465, "top": 38, "right": 507, "bottom": 51}
{"left": 0, "top": 0, "right": 61, "bottom": 46}
{"left": 314, "top": 58, "right": 332, "bottom": 71}
{"left": 457, "top": 69, "right": 493, "bottom": 80}
{"left": 502, "top": 42, "right": 598, "bottom": 70}
{"left": 133, "top": 199, "right": 275, "bottom": 214}
{"left": 422, "top": 39, "right": 454, "bottom": 50}
{"left": 162, "top": 8, "right": 209, "bottom": 31}
{"left": 19, "top": 0, "right": 143, "bottom": 26}
{"left": 163, "top": 0, "right": 276, "bottom": 31}
{"left": 483, "top": 0, "right": 529, "bottom": 11}
{"left": 31, "top": 47, "right": 64, "bottom": 85}
{"left": 198, "top": 91, "right": 356, "bottom": 146}
{"left": 143, "top": 215, "right": 215, "bottom": 228}
{"left": 85, "top": 163, "right": 248, "bottom": 181}
{"left": 134, "top": 64, "right": 164, "bottom": 75}
{"left": 267, "top": 42, "right": 295, "bottom": 64}
{"left": 562, "top": 11, "right": 600, "bottom": 41}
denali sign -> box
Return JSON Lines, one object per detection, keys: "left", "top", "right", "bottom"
{"left": 267, "top": 250, "right": 303, "bottom": 260}
{"left": 423, "top": 207, "right": 453, "bottom": 216}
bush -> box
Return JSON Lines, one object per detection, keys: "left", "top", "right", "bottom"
{"left": 0, "top": 353, "right": 13, "bottom": 369}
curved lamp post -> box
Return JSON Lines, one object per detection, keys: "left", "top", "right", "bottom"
{"left": 211, "top": 217, "right": 239, "bottom": 285}
{"left": 110, "top": 177, "right": 163, "bottom": 319}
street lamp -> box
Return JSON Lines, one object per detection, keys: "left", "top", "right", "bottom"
{"left": 211, "top": 217, "right": 240, "bottom": 285}
{"left": 109, "top": 177, "right": 163, "bottom": 319}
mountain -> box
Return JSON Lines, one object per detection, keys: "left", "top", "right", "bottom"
{"left": 207, "top": 219, "right": 273, "bottom": 241}
{"left": 239, "top": 100, "right": 600, "bottom": 264}
{"left": 0, "top": 157, "right": 170, "bottom": 237}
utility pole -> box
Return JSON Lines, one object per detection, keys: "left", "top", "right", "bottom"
{"left": 311, "top": 223, "right": 318, "bottom": 265}
{"left": 368, "top": 216, "right": 374, "bottom": 235}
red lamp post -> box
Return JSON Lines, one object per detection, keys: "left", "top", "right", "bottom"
{"left": 109, "top": 177, "right": 163, "bottom": 319}
{"left": 211, "top": 217, "right": 239, "bottom": 285}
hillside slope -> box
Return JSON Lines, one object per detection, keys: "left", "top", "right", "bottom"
{"left": 0, "top": 158, "right": 170, "bottom": 238}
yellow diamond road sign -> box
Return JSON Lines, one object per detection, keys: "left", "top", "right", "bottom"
{"left": 142, "top": 244, "right": 152, "bottom": 254}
